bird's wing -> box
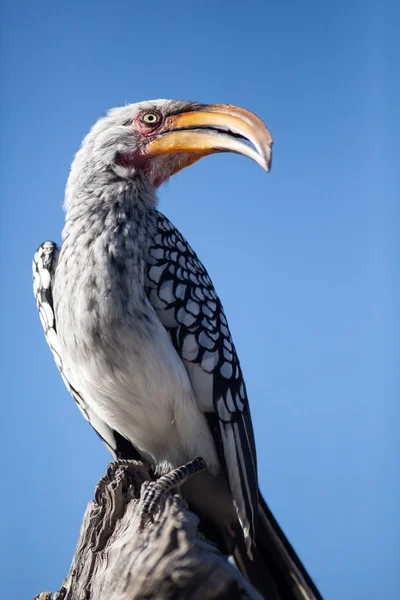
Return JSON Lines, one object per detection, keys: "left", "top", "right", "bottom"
{"left": 32, "top": 242, "right": 141, "bottom": 461}
{"left": 145, "top": 211, "right": 258, "bottom": 551}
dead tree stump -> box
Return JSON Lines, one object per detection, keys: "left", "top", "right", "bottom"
{"left": 35, "top": 461, "right": 262, "bottom": 600}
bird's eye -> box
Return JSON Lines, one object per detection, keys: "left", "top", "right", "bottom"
{"left": 142, "top": 112, "right": 161, "bottom": 126}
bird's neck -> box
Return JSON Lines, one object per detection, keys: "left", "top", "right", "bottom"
{"left": 60, "top": 169, "right": 157, "bottom": 300}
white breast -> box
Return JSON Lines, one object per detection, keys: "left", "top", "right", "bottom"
{"left": 59, "top": 308, "right": 220, "bottom": 476}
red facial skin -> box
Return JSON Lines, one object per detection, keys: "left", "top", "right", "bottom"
{"left": 116, "top": 111, "right": 165, "bottom": 185}
{"left": 117, "top": 110, "right": 187, "bottom": 188}
{"left": 132, "top": 110, "right": 165, "bottom": 136}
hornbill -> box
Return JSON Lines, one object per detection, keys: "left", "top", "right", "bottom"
{"left": 33, "top": 99, "right": 323, "bottom": 599}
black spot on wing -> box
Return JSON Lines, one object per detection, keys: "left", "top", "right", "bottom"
{"left": 145, "top": 211, "right": 250, "bottom": 422}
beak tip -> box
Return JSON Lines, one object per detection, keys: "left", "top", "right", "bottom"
{"left": 264, "top": 148, "right": 272, "bottom": 173}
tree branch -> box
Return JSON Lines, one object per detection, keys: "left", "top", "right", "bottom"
{"left": 35, "top": 461, "right": 261, "bottom": 599}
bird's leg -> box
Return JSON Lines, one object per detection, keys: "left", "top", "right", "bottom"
{"left": 139, "top": 456, "right": 207, "bottom": 528}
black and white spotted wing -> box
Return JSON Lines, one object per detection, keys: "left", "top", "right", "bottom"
{"left": 145, "top": 211, "right": 258, "bottom": 550}
{"left": 32, "top": 242, "right": 140, "bottom": 461}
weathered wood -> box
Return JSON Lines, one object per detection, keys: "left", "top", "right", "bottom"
{"left": 35, "top": 461, "right": 262, "bottom": 600}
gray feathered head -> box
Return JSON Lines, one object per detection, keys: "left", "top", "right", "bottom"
{"left": 68, "top": 99, "right": 273, "bottom": 190}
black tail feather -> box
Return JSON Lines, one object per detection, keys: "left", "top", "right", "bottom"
{"left": 233, "top": 491, "right": 323, "bottom": 600}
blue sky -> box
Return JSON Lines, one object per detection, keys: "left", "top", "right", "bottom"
{"left": 0, "top": 1, "right": 398, "bottom": 598}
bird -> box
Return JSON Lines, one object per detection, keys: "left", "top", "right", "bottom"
{"left": 33, "top": 99, "right": 322, "bottom": 600}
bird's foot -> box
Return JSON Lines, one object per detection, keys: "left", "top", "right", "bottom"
{"left": 95, "top": 458, "right": 147, "bottom": 504}
{"left": 138, "top": 456, "right": 207, "bottom": 529}
{"left": 108, "top": 458, "right": 146, "bottom": 470}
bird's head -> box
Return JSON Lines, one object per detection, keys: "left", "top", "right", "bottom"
{"left": 69, "top": 99, "right": 273, "bottom": 191}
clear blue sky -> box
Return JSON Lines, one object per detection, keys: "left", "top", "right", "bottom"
{"left": 0, "top": 1, "right": 398, "bottom": 598}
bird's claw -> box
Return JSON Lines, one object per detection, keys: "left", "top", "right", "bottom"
{"left": 138, "top": 456, "right": 207, "bottom": 529}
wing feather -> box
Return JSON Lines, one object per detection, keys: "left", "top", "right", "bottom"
{"left": 145, "top": 211, "right": 258, "bottom": 550}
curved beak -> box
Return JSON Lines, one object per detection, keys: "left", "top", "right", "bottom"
{"left": 145, "top": 103, "right": 273, "bottom": 175}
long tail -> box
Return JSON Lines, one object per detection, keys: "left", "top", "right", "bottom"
{"left": 233, "top": 491, "right": 323, "bottom": 600}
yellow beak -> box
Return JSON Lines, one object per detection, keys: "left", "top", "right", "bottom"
{"left": 146, "top": 103, "right": 273, "bottom": 175}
